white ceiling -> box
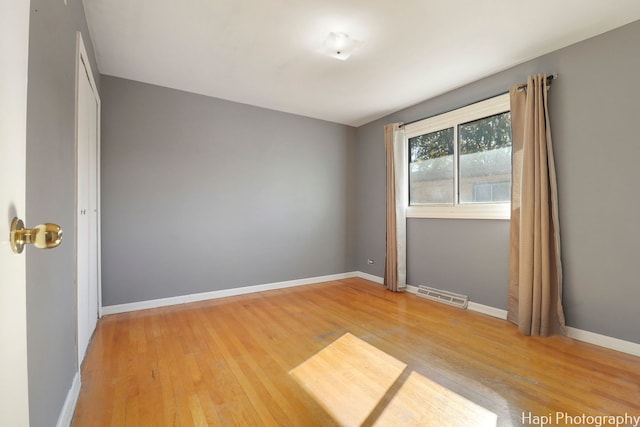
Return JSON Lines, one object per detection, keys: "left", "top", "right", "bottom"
{"left": 83, "top": 0, "right": 640, "bottom": 127}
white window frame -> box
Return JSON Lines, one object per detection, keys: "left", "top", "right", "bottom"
{"left": 404, "top": 93, "right": 511, "bottom": 220}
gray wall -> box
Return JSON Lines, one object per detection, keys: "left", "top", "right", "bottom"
{"left": 25, "top": 0, "right": 100, "bottom": 426}
{"left": 100, "top": 76, "right": 356, "bottom": 306}
{"left": 355, "top": 20, "right": 640, "bottom": 344}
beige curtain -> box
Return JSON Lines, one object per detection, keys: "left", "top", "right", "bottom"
{"left": 508, "top": 75, "right": 566, "bottom": 336}
{"left": 384, "top": 123, "right": 406, "bottom": 292}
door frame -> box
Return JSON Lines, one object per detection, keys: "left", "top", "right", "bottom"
{"left": 75, "top": 31, "right": 102, "bottom": 367}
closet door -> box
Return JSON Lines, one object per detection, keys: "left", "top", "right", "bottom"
{"left": 76, "top": 32, "right": 101, "bottom": 366}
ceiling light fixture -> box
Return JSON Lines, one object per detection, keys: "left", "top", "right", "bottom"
{"left": 319, "top": 32, "right": 361, "bottom": 61}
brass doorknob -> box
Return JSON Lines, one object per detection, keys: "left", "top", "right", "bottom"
{"left": 10, "top": 217, "right": 63, "bottom": 254}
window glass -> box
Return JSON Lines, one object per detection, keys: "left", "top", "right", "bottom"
{"left": 458, "top": 112, "right": 512, "bottom": 204}
{"left": 409, "top": 128, "right": 454, "bottom": 205}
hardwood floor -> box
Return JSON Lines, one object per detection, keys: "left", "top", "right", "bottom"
{"left": 71, "top": 278, "right": 640, "bottom": 426}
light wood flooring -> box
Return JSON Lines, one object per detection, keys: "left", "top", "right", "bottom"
{"left": 71, "top": 278, "right": 640, "bottom": 426}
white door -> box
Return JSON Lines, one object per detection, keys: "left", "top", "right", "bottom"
{"left": 76, "top": 33, "right": 101, "bottom": 366}
{"left": 0, "top": 0, "right": 32, "bottom": 425}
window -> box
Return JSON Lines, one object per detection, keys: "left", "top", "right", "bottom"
{"left": 405, "top": 94, "right": 511, "bottom": 219}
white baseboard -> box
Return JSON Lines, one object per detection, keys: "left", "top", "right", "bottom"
{"left": 566, "top": 327, "right": 640, "bottom": 357}
{"left": 56, "top": 372, "right": 80, "bottom": 427}
{"left": 467, "top": 302, "right": 508, "bottom": 320}
{"left": 356, "top": 271, "right": 384, "bottom": 284}
{"left": 101, "top": 272, "right": 640, "bottom": 358}
{"left": 405, "top": 284, "right": 640, "bottom": 356}
{"left": 102, "top": 272, "right": 358, "bottom": 315}
{"left": 405, "top": 284, "right": 419, "bottom": 294}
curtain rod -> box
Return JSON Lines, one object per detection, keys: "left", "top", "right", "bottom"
{"left": 517, "top": 73, "right": 558, "bottom": 91}
{"left": 400, "top": 73, "right": 558, "bottom": 128}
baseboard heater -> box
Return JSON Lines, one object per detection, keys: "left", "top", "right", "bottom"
{"left": 416, "top": 285, "right": 469, "bottom": 309}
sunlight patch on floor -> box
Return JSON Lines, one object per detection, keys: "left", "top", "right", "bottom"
{"left": 290, "top": 333, "right": 497, "bottom": 427}
{"left": 290, "top": 333, "right": 406, "bottom": 427}
{"left": 374, "top": 371, "right": 497, "bottom": 426}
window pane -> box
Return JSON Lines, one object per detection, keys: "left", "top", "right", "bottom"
{"left": 409, "top": 128, "right": 454, "bottom": 205}
{"left": 459, "top": 112, "right": 512, "bottom": 204}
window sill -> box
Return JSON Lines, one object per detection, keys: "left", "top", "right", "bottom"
{"left": 406, "top": 204, "right": 511, "bottom": 220}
